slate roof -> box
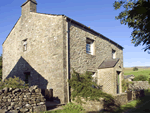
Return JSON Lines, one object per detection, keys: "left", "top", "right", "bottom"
{"left": 123, "top": 75, "right": 135, "bottom": 79}
{"left": 98, "top": 58, "right": 120, "bottom": 69}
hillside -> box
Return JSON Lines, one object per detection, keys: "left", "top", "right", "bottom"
{"left": 123, "top": 67, "right": 150, "bottom": 77}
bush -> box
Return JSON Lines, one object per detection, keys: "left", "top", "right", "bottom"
{"left": 133, "top": 75, "right": 148, "bottom": 81}
{"left": 148, "top": 78, "right": 150, "bottom": 84}
{"left": 62, "top": 102, "right": 85, "bottom": 112}
{"left": 122, "top": 79, "right": 128, "bottom": 92}
{"left": 0, "top": 76, "right": 29, "bottom": 89}
{"left": 122, "top": 79, "right": 133, "bottom": 92}
{"left": 68, "top": 68, "right": 114, "bottom": 105}
{"left": 133, "top": 67, "right": 138, "bottom": 71}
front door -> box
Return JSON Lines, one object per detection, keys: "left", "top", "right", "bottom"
{"left": 116, "top": 71, "right": 121, "bottom": 94}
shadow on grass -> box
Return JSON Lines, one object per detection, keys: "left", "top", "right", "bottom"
{"left": 113, "top": 90, "right": 150, "bottom": 113}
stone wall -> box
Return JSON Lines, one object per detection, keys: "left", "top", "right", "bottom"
{"left": 3, "top": 1, "right": 68, "bottom": 104}
{"left": 69, "top": 22, "right": 123, "bottom": 74}
{"left": 97, "top": 68, "right": 116, "bottom": 95}
{"left": 129, "top": 81, "right": 150, "bottom": 90}
{"left": 0, "top": 85, "right": 46, "bottom": 113}
{"left": 71, "top": 97, "right": 104, "bottom": 112}
{"left": 71, "top": 93, "right": 128, "bottom": 112}
{"left": 114, "top": 93, "right": 128, "bottom": 106}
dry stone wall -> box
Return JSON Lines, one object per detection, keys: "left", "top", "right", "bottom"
{"left": 114, "top": 93, "right": 127, "bottom": 106}
{"left": 0, "top": 85, "right": 46, "bottom": 113}
{"left": 129, "top": 81, "right": 150, "bottom": 90}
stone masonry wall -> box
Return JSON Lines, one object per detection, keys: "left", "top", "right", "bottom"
{"left": 129, "top": 81, "right": 150, "bottom": 90}
{"left": 97, "top": 68, "right": 116, "bottom": 95}
{"left": 69, "top": 22, "right": 123, "bottom": 74}
{"left": 3, "top": 10, "right": 68, "bottom": 103}
{"left": 71, "top": 93, "right": 127, "bottom": 112}
{"left": 71, "top": 97, "right": 104, "bottom": 112}
{"left": 114, "top": 93, "right": 128, "bottom": 106}
{"left": 0, "top": 85, "right": 46, "bottom": 113}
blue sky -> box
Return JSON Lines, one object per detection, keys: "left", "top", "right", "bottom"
{"left": 0, "top": 0, "right": 149, "bottom": 67}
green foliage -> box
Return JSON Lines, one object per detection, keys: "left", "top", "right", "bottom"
{"left": 113, "top": 0, "right": 150, "bottom": 53}
{"left": 62, "top": 102, "right": 85, "bottom": 112}
{"left": 133, "top": 74, "right": 148, "bottom": 81}
{"left": 0, "top": 76, "right": 29, "bottom": 89}
{"left": 122, "top": 79, "right": 133, "bottom": 92}
{"left": 41, "top": 102, "right": 85, "bottom": 113}
{"left": 133, "top": 67, "right": 138, "bottom": 71}
{"left": 122, "top": 79, "right": 128, "bottom": 92}
{"left": 148, "top": 78, "right": 150, "bottom": 84}
{"left": 68, "top": 68, "right": 114, "bottom": 105}
{"left": 144, "top": 89, "right": 150, "bottom": 96}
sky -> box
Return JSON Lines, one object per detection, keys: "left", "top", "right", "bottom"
{"left": 0, "top": 0, "right": 149, "bottom": 67}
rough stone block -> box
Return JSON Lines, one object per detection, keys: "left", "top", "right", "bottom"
{"left": 33, "top": 105, "right": 46, "bottom": 113}
{"left": 0, "top": 109, "right": 7, "bottom": 113}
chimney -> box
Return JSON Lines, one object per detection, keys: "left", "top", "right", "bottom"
{"left": 21, "top": 0, "right": 37, "bottom": 17}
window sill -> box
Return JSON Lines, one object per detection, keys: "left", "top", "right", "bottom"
{"left": 86, "top": 53, "right": 96, "bottom": 57}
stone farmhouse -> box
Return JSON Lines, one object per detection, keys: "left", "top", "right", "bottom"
{"left": 2, "top": 0, "right": 124, "bottom": 104}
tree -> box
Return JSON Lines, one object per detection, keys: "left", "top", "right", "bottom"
{"left": 113, "top": 0, "right": 150, "bottom": 53}
{"left": 133, "top": 67, "right": 138, "bottom": 71}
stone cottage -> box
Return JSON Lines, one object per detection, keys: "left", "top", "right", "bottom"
{"left": 2, "top": 0, "right": 124, "bottom": 104}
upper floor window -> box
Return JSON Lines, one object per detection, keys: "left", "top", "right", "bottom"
{"left": 112, "top": 49, "right": 116, "bottom": 59}
{"left": 22, "top": 39, "right": 27, "bottom": 52}
{"left": 86, "top": 38, "right": 95, "bottom": 55}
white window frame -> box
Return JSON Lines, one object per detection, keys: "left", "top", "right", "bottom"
{"left": 22, "top": 39, "right": 27, "bottom": 52}
{"left": 86, "top": 38, "right": 94, "bottom": 55}
{"left": 112, "top": 49, "right": 116, "bottom": 59}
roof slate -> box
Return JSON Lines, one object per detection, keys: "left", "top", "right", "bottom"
{"left": 98, "top": 58, "right": 120, "bottom": 69}
{"left": 123, "top": 75, "right": 135, "bottom": 79}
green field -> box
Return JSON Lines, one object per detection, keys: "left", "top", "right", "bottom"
{"left": 124, "top": 67, "right": 150, "bottom": 78}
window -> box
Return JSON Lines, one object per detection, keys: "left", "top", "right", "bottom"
{"left": 86, "top": 38, "right": 94, "bottom": 55}
{"left": 112, "top": 49, "right": 116, "bottom": 59}
{"left": 22, "top": 39, "right": 27, "bottom": 52}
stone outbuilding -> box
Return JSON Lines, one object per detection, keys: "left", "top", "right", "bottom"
{"left": 2, "top": 0, "right": 124, "bottom": 104}
{"left": 123, "top": 75, "right": 135, "bottom": 81}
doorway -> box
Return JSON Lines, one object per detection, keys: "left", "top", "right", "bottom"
{"left": 116, "top": 71, "right": 121, "bottom": 94}
{"left": 24, "top": 72, "right": 30, "bottom": 87}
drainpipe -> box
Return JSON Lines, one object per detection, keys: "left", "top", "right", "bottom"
{"left": 66, "top": 17, "right": 70, "bottom": 103}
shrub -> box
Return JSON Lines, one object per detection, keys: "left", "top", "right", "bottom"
{"left": 68, "top": 68, "right": 114, "bottom": 105}
{"left": 133, "top": 67, "right": 138, "bottom": 71}
{"left": 133, "top": 75, "right": 148, "bottom": 81}
{"left": 122, "top": 79, "right": 133, "bottom": 92}
{"left": 122, "top": 79, "right": 128, "bottom": 92}
{"left": 62, "top": 102, "right": 85, "bottom": 112}
{"left": 0, "top": 76, "right": 29, "bottom": 89}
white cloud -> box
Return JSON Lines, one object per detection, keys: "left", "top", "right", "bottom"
{"left": 124, "top": 61, "right": 150, "bottom": 67}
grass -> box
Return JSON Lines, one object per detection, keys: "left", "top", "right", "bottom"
{"left": 113, "top": 89, "right": 150, "bottom": 113}
{"left": 41, "top": 102, "right": 86, "bottom": 113}
{"left": 124, "top": 67, "right": 150, "bottom": 79}
{"left": 42, "top": 109, "right": 86, "bottom": 113}
{"left": 40, "top": 89, "right": 150, "bottom": 113}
